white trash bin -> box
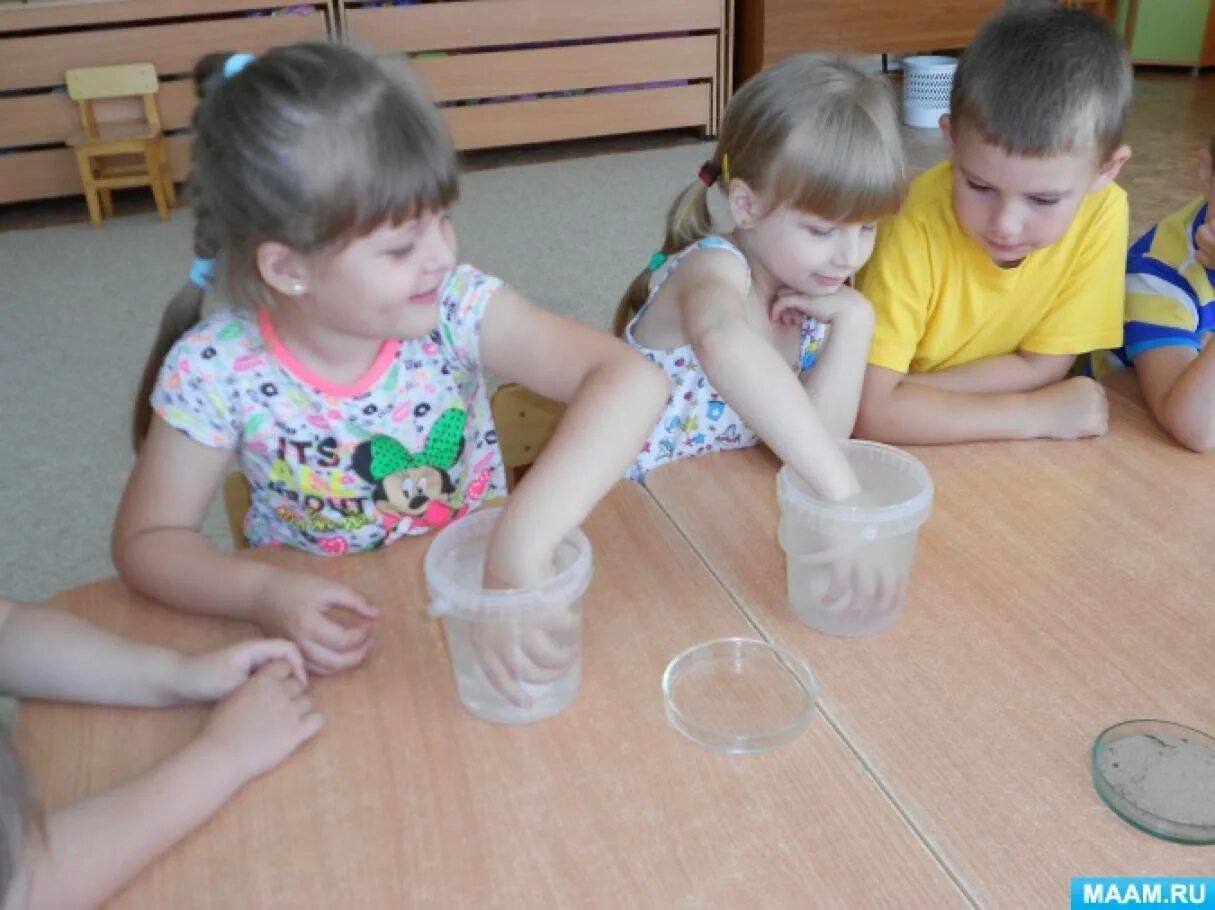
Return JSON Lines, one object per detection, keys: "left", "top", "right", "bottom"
{"left": 902, "top": 55, "right": 957, "bottom": 129}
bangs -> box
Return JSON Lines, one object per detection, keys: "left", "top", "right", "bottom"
{"left": 769, "top": 114, "right": 906, "bottom": 223}
{"left": 299, "top": 66, "right": 460, "bottom": 247}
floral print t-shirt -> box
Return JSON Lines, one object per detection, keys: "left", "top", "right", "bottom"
{"left": 624, "top": 235, "right": 827, "bottom": 481}
{"left": 152, "top": 265, "right": 507, "bottom": 555}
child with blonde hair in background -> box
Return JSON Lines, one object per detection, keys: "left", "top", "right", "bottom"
{"left": 615, "top": 54, "right": 906, "bottom": 499}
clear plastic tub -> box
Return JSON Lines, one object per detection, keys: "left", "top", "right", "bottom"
{"left": 662, "top": 638, "right": 818, "bottom": 754}
{"left": 778, "top": 441, "right": 933, "bottom": 637}
{"left": 425, "top": 508, "right": 592, "bottom": 724}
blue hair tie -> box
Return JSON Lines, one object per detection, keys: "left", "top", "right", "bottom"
{"left": 189, "top": 257, "right": 216, "bottom": 289}
{"left": 223, "top": 53, "right": 256, "bottom": 80}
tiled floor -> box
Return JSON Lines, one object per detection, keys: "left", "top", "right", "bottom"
{"left": 3, "top": 70, "right": 1212, "bottom": 237}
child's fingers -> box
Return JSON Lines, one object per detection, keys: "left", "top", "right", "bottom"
{"left": 298, "top": 711, "right": 325, "bottom": 742}
{"left": 302, "top": 638, "right": 372, "bottom": 674}
{"left": 310, "top": 614, "right": 373, "bottom": 652}
{"left": 480, "top": 647, "right": 533, "bottom": 709}
{"left": 241, "top": 639, "right": 307, "bottom": 684}
{"left": 538, "top": 612, "right": 580, "bottom": 639}
{"left": 322, "top": 584, "right": 380, "bottom": 621}
{"left": 289, "top": 691, "right": 314, "bottom": 719}
{"left": 259, "top": 660, "right": 294, "bottom": 681}
{"left": 869, "top": 568, "right": 889, "bottom": 617}
{"left": 822, "top": 559, "right": 850, "bottom": 608}
{"left": 520, "top": 627, "right": 577, "bottom": 673}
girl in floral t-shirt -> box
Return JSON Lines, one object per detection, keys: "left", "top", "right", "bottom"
{"left": 114, "top": 44, "right": 667, "bottom": 682}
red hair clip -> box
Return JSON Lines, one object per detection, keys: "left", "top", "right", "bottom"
{"left": 698, "top": 161, "right": 722, "bottom": 186}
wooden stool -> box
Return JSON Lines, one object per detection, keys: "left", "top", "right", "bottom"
{"left": 223, "top": 472, "right": 253, "bottom": 551}
{"left": 65, "top": 63, "right": 176, "bottom": 227}
{"left": 490, "top": 383, "right": 566, "bottom": 491}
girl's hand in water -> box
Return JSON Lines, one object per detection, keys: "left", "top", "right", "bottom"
{"left": 470, "top": 613, "right": 580, "bottom": 709}
{"left": 821, "top": 556, "right": 907, "bottom": 627}
{"left": 253, "top": 569, "right": 379, "bottom": 675}
{"left": 472, "top": 558, "right": 579, "bottom": 709}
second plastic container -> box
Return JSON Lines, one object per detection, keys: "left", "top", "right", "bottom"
{"left": 778, "top": 441, "right": 933, "bottom": 637}
{"left": 425, "top": 508, "right": 592, "bottom": 724}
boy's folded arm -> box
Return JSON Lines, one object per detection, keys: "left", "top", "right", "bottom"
{"left": 1134, "top": 343, "right": 1215, "bottom": 452}
{"left": 855, "top": 364, "right": 1104, "bottom": 444}
{"left": 900, "top": 350, "right": 1076, "bottom": 394}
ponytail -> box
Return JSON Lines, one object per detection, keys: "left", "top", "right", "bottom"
{"left": 131, "top": 54, "right": 243, "bottom": 450}
{"left": 130, "top": 282, "right": 206, "bottom": 450}
{"left": 131, "top": 195, "right": 220, "bottom": 449}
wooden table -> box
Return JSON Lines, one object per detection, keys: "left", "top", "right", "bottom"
{"left": 18, "top": 483, "right": 967, "bottom": 908}
{"left": 645, "top": 393, "right": 1215, "bottom": 907}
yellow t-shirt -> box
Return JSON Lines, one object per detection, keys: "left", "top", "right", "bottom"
{"left": 856, "top": 161, "right": 1128, "bottom": 374}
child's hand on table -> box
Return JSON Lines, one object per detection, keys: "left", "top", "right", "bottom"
{"left": 195, "top": 660, "right": 323, "bottom": 785}
{"left": 1038, "top": 376, "right": 1109, "bottom": 439}
{"left": 254, "top": 569, "right": 379, "bottom": 676}
{"left": 174, "top": 638, "right": 307, "bottom": 702}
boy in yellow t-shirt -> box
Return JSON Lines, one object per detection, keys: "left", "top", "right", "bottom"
{"left": 855, "top": 2, "right": 1132, "bottom": 444}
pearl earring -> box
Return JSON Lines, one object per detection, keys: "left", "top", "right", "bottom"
{"left": 291, "top": 282, "right": 305, "bottom": 295}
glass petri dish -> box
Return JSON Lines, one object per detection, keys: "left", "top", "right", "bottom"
{"left": 1092, "top": 719, "right": 1215, "bottom": 844}
{"left": 662, "top": 637, "right": 818, "bottom": 754}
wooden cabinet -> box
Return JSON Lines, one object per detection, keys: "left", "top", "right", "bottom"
{"left": 339, "top": 0, "right": 732, "bottom": 150}
{"left": 738, "top": 0, "right": 1001, "bottom": 81}
{"left": 0, "top": 0, "right": 731, "bottom": 204}
{"left": 0, "top": 0, "right": 334, "bottom": 204}
{"left": 1119, "top": 0, "right": 1215, "bottom": 68}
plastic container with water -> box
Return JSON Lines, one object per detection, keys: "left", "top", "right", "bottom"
{"left": 425, "top": 508, "right": 592, "bottom": 724}
{"left": 778, "top": 441, "right": 933, "bottom": 637}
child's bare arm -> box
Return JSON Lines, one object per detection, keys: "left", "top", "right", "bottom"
{"left": 478, "top": 287, "right": 670, "bottom": 588}
{"left": 113, "top": 419, "right": 377, "bottom": 675}
{"left": 900, "top": 351, "right": 1075, "bottom": 394}
{"left": 112, "top": 421, "right": 281, "bottom": 624}
{"left": 0, "top": 598, "right": 304, "bottom": 707}
{"left": 1134, "top": 344, "right": 1215, "bottom": 452}
{"left": 673, "top": 255, "right": 859, "bottom": 499}
{"left": 773, "top": 287, "right": 876, "bottom": 439}
{"left": 856, "top": 365, "right": 1108, "bottom": 444}
{"left": 23, "top": 663, "right": 320, "bottom": 910}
